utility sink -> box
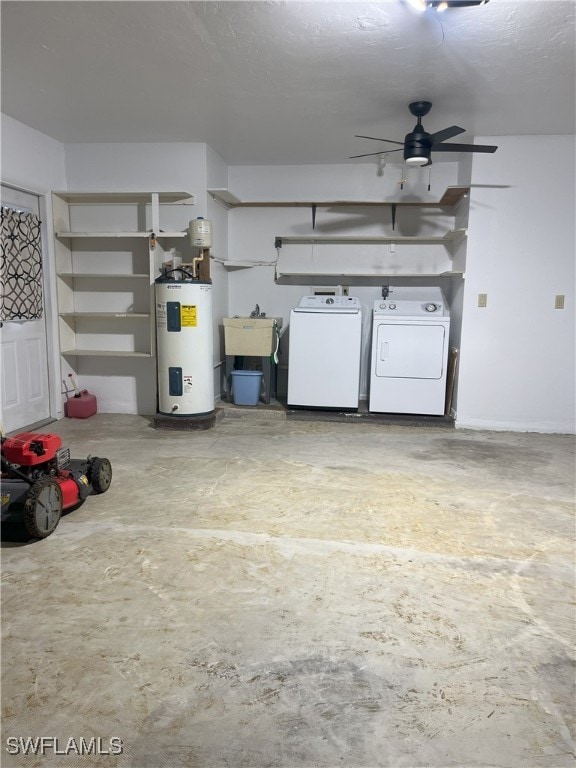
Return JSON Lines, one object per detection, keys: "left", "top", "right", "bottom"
{"left": 223, "top": 316, "right": 283, "bottom": 356}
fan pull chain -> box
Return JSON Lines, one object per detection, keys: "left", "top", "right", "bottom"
{"left": 428, "top": 164, "right": 432, "bottom": 192}
{"left": 399, "top": 162, "right": 407, "bottom": 190}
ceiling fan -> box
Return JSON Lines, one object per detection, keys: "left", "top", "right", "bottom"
{"left": 350, "top": 101, "right": 498, "bottom": 166}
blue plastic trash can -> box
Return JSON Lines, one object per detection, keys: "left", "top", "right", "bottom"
{"left": 231, "top": 370, "right": 263, "bottom": 406}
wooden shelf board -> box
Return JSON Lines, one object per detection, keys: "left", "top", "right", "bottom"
{"left": 276, "top": 229, "right": 466, "bottom": 245}
{"left": 58, "top": 273, "right": 150, "bottom": 279}
{"left": 222, "top": 261, "right": 262, "bottom": 269}
{"left": 438, "top": 186, "right": 470, "bottom": 206}
{"left": 59, "top": 312, "right": 150, "bottom": 318}
{"left": 56, "top": 231, "right": 186, "bottom": 239}
{"left": 208, "top": 189, "right": 243, "bottom": 208}
{"left": 209, "top": 186, "right": 470, "bottom": 210}
{"left": 53, "top": 191, "right": 194, "bottom": 204}
{"left": 275, "top": 271, "right": 464, "bottom": 279}
{"left": 61, "top": 349, "right": 153, "bottom": 357}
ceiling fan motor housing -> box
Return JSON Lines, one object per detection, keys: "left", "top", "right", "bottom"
{"left": 404, "top": 126, "right": 432, "bottom": 165}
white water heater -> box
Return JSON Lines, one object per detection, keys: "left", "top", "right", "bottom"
{"left": 155, "top": 279, "right": 214, "bottom": 416}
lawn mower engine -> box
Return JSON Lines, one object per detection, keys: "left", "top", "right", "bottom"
{"left": 1, "top": 432, "right": 112, "bottom": 539}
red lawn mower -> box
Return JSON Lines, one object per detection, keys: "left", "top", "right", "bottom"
{"left": 1, "top": 432, "right": 112, "bottom": 539}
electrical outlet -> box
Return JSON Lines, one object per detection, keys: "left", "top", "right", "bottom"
{"left": 555, "top": 294, "right": 565, "bottom": 309}
{"left": 478, "top": 293, "right": 487, "bottom": 308}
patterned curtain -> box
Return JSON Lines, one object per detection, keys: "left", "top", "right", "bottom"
{"left": 0, "top": 206, "right": 43, "bottom": 321}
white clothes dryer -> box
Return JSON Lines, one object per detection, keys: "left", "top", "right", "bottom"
{"left": 369, "top": 287, "right": 450, "bottom": 415}
{"left": 287, "top": 295, "right": 362, "bottom": 410}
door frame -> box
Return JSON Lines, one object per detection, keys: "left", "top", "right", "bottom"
{"left": 1, "top": 181, "right": 61, "bottom": 431}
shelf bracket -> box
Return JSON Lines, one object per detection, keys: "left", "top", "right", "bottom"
{"left": 311, "top": 204, "right": 317, "bottom": 230}
{"left": 391, "top": 204, "right": 397, "bottom": 231}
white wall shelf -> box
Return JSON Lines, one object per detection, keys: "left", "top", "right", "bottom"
{"left": 57, "top": 273, "right": 150, "bottom": 279}
{"left": 59, "top": 312, "right": 151, "bottom": 318}
{"left": 275, "top": 271, "right": 464, "bottom": 284}
{"left": 56, "top": 231, "right": 188, "bottom": 239}
{"left": 53, "top": 191, "right": 194, "bottom": 205}
{"left": 208, "top": 186, "right": 469, "bottom": 210}
{"left": 275, "top": 229, "right": 466, "bottom": 246}
{"left": 276, "top": 271, "right": 464, "bottom": 278}
{"left": 222, "top": 261, "right": 265, "bottom": 270}
{"left": 212, "top": 186, "right": 468, "bottom": 279}
{"left": 61, "top": 350, "right": 153, "bottom": 358}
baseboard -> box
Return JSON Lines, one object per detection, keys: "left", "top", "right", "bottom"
{"left": 455, "top": 416, "right": 576, "bottom": 434}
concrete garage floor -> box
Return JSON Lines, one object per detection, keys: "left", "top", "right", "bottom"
{"left": 1, "top": 410, "right": 575, "bottom": 768}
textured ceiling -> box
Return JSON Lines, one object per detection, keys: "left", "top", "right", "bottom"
{"left": 1, "top": 1, "right": 575, "bottom": 165}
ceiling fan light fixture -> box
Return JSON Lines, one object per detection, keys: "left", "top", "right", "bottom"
{"left": 404, "top": 0, "right": 490, "bottom": 9}
{"left": 405, "top": 0, "right": 427, "bottom": 11}
{"left": 406, "top": 156, "right": 429, "bottom": 167}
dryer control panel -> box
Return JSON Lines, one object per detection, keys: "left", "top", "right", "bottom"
{"left": 373, "top": 298, "right": 448, "bottom": 317}
{"left": 373, "top": 287, "right": 448, "bottom": 317}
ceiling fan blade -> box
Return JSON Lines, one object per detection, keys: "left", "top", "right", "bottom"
{"left": 429, "top": 126, "right": 466, "bottom": 145}
{"left": 349, "top": 148, "right": 403, "bottom": 159}
{"left": 433, "top": 143, "right": 498, "bottom": 153}
{"left": 354, "top": 135, "right": 405, "bottom": 146}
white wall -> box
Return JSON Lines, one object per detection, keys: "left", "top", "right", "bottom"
{"left": 1, "top": 113, "right": 67, "bottom": 422}
{"left": 225, "top": 149, "right": 576, "bottom": 432}
{"left": 226, "top": 162, "right": 462, "bottom": 398}
{"left": 65, "top": 142, "right": 229, "bottom": 413}
{"left": 1, "top": 114, "right": 67, "bottom": 194}
{"left": 457, "top": 135, "right": 575, "bottom": 433}
{"left": 4, "top": 117, "right": 572, "bottom": 431}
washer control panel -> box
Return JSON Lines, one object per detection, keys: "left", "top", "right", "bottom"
{"left": 298, "top": 296, "right": 361, "bottom": 311}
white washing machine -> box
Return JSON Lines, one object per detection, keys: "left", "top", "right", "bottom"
{"left": 369, "top": 287, "right": 450, "bottom": 415}
{"left": 287, "top": 295, "right": 362, "bottom": 410}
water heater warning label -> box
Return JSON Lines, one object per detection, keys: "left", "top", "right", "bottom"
{"left": 183, "top": 376, "right": 193, "bottom": 393}
{"left": 181, "top": 305, "right": 197, "bottom": 327}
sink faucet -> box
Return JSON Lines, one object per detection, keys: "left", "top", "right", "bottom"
{"left": 250, "top": 304, "right": 260, "bottom": 318}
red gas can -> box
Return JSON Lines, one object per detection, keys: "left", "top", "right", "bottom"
{"left": 64, "top": 390, "right": 97, "bottom": 419}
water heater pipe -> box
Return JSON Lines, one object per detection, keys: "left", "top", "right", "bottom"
{"left": 192, "top": 250, "right": 205, "bottom": 279}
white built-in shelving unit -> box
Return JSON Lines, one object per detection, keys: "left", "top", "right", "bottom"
{"left": 52, "top": 191, "right": 194, "bottom": 358}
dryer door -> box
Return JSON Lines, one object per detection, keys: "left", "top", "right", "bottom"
{"left": 375, "top": 323, "right": 446, "bottom": 379}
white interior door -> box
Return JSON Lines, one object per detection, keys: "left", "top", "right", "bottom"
{"left": 1, "top": 186, "right": 51, "bottom": 433}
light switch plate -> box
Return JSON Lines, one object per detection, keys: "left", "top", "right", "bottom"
{"left": 555, "top": 294, "right": 565, "bottom": 309}
{"left": 478, "top": 293, "right": 487, "bottom": 308}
